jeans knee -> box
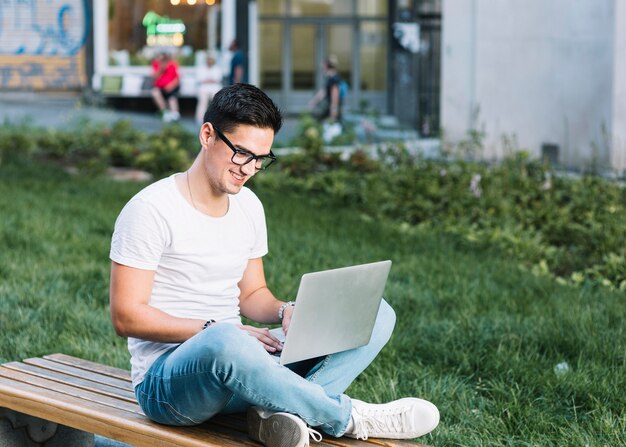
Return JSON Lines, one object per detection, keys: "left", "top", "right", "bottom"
{"left": 192, "top": 323, "right": 262, "bottom": 368}
{"left": 371, "top": 299, "right": 396, "bottom": 347}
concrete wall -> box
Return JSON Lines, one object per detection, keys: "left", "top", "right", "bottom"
{"left": 611, "top": 0, "right": 626, "bottom": 173}
{"left": 0, "top": 0, "right": 89, "bottom": 90}
{"left": 441, "top": 0, "right": 619, "bottom": 172}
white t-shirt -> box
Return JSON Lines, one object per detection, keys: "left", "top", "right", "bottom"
{"left": 110, "top": 174, "right": 268, "bottom": 387}
{"left": 197, "top": 64, "right": 223, "bottom": 94}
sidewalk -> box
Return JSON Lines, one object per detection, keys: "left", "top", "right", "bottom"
{"left": 0, "top": 92, "right": 300, "bottom": 146}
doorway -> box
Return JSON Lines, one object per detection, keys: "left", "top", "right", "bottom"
{"left": 259, "top": 18, "right": 386, "bottom": 115}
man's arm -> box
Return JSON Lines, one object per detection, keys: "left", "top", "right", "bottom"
{"left": 329, "top": 83, "right": 340, "bottom": 121}
{"left": 109, "top": 261, "right": 205, "bottom": 342}
{"left": 233, "top": 64, "right": 244, "bottom": 84}
{"left": 238, "top": 257, "right": 283, "bottom": 324}
{"left": 238, "top": 257, "right": 293, "bottom": 351}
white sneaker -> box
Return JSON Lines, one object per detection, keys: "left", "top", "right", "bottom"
{"left": 162, "top": 111, "right": 173, "bottom": 122}
{"left": 247, "top": 407, "right": 322, "bottom": 447}
{"left": 346, "top": 398, "right": 440, "bottom": 440}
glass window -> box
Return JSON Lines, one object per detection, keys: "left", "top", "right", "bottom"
{"left": 360, "top": 21, "right": 386, "bottom": 91}
{"left": 108, "top": 0, "right": 217, "bottom": 67}
{"left": 259, "top": 22, "right": 283, "bottom": 89}
{"left": 418, "top": 0, "right": 442, "bottom": 14}
{"left": 258, "top": 0, "right": 287, "bottom": 15}
{"left": 357, "top": 0, "right": 388, "bottom": 16}
{"left": 325, "top": 24, "right": 352, "bottom": 82}
{"left": 291, "top": 0, "right": 352, "bottom": 17}
{"left": 291, "top": 25, "right": 316, "bottom": 89}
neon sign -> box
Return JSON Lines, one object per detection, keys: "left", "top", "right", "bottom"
{"left": 142, "top": 12, "right": 186, "bottom": 47}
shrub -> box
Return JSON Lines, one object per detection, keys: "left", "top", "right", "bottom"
{"left": 101, "top": 120, "right": 147, "bottom": 167}
{"left": 0, "top": 124, "right": 37, "bottom": 163}
{"left": 153, "top": 123, "right": 198, "bottom": 156}
{"left": 269, "top": 142, "right": 626, "bottom": 291}
{"left": 135, "top": 137, "right": 190, "bottom": 178}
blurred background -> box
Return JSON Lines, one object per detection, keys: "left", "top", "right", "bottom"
{"left": 2, "top": 0, "right": 622, "bottom": 175}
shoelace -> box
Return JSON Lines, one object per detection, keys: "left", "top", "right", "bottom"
{"left": 308, "top": 427, "right": 322, "bottom": 443}
{"left": 352, "top": 405, "right": 412, "bottom": 440}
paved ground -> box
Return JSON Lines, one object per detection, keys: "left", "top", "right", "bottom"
{"left": 0, "top": 91, "right": 300, "bottom": 145}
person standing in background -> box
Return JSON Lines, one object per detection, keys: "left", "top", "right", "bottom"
{"left": 195, "top": 52, "right": 223, "bottom": 125}
{"left": 228, "top": 39, "right": 245, "bottom": 85}
{"left": 308, "top": 55, "right": 343, "bottom": 123}
{"left": 151, "top": 52, "right": 181, "bottom": 122}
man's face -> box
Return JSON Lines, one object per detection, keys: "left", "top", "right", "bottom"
{"left": 201, "top": 123, "right": 274, "bottom": 196}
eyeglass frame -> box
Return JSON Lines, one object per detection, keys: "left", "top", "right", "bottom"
{"left": 212, "top": 125, "right": 277, "bottom": 171}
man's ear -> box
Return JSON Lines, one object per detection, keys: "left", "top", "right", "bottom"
{"left": 199, "top": 122, "right": 214, "bottom": 148}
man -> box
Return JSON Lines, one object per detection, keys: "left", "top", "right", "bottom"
{"left": 150, "top": 51, "right": 181, "bottom": 122}
{"left": 109, "top": 84, "right": 439, "bottom": 447}
{"left": 308, "top": 55, "right": 343, "bottom": 123}
{"left": 228, "top": 39, "right": 245, "bottom": 85}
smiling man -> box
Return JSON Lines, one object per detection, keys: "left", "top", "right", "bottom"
{"left": 109, "top": 84, "right": 439, "bottom": 447}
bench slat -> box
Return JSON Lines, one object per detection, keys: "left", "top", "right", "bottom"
{"left": 44, "top": 353, "right": 131, "bottom": 381}
{"left": 0, "top": 366, "right": 141, "bottom": 415}
{"left": 23, "top": 357, "right": 131, "bottom": 390}
{"left": 0, "top": 356, "right": 429, "bottom": 447}
{"left": 0, "top": 375, "right": 257, "bottom": 447}
{"left": 2, "top": 362, "right": 136, "bottom": 402}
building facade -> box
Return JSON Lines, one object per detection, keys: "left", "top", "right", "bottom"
{"left": 1, "top": 0, "right": 441, "bottom": 136}
{"left": 441, "top": 0, "right": 626, "bottom": 174}
{"left": 4, "top": 1, "right": 622, "bottom": 174}
{"left": 0, "top": 0, "right": 91, "bottom": 90}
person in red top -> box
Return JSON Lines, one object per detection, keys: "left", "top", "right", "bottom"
{"left": 151, "top": 52, "right": 181, "bottom": 122}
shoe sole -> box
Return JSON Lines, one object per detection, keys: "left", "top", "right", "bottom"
{"left": 247, "top": 408, "right": 308, "bottom": 447}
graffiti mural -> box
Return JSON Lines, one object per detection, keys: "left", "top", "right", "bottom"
{"left": 0, "top": 0, "right": 89, "bottom": 89}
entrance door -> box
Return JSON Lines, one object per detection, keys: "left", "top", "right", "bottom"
{"left": 282, "top": 21, "right": 352, "bottom": 114}
{"left": 259, "top": 18, "right": 385, "bottom": 114}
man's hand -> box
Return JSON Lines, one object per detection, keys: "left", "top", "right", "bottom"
{"left": 238, "top": 325, "right": 283, "bottom": 353}
{"left": 281, "top": 305, "right": 294, "bottom": 335}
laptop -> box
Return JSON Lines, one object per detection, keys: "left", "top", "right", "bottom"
{"left": 269, "top": 260, "right": 392, "bottom": 365}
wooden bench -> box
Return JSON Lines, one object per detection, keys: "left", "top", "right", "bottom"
{"left": 0, "top": 354, "right": 427, "bottom": 447}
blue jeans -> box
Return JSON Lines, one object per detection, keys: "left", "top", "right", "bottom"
{"left": 135, "top": 299, "right": 396, "bottom": 437}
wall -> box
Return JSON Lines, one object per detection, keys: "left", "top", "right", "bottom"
{"left": 611, "top": 0, "right": 626, "bottom": 173}
{"left": 0, "top": 0, "right": 90, "bottom": 90}
{"left": 441, "top": 0, "right": 618, "bottom": 172}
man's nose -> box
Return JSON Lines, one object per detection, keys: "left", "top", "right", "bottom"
{"left": 241, "top": 161, "right": 257, "bottom": 176}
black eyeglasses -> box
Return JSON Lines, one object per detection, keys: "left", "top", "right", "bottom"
{"left": 213, "top": 126, "right": 277, "bottom": 171}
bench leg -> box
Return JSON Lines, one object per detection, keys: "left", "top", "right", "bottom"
{"left": 0, "top": 408, "right": 94, "bottom": 447}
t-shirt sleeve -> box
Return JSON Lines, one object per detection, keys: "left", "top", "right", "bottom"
{"left": 110, "top": 198, "right": 170, "bottom": 270}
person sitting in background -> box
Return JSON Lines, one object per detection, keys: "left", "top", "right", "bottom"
{"left": 151, "top": 52, "right": 181, "bottom": 123}
{"left": 195, "top": 52, "right": 223, "bottom": 125}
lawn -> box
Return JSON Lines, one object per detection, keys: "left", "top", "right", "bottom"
{"left": 0, "top": 161, "right": 624, "bottom": 446}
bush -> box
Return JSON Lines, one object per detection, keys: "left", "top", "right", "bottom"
{"left": 135, "top": 137, "right": 191, "bottom": 178}
{"left": 0, "top": 124, "right": 37, "bottom": 163}
{"left": 101, "top": 120, "right": 147, "bottom": 167}
{"left": 267, "top": 144, "right": 626, "bottom": 291}
{"left": 153, "top": 123, "right": 198, "bottom": 157}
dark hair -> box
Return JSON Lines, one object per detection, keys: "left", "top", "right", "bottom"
{"left": 325, "top": 54, "right": 338, "bottom": 69}
{"left": 203, "top": 84, "right": 283, "bottom": 134}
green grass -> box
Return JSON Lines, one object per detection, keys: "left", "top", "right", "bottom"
{"left": 1, "top": 162, "right": 624, "bottom": 446}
